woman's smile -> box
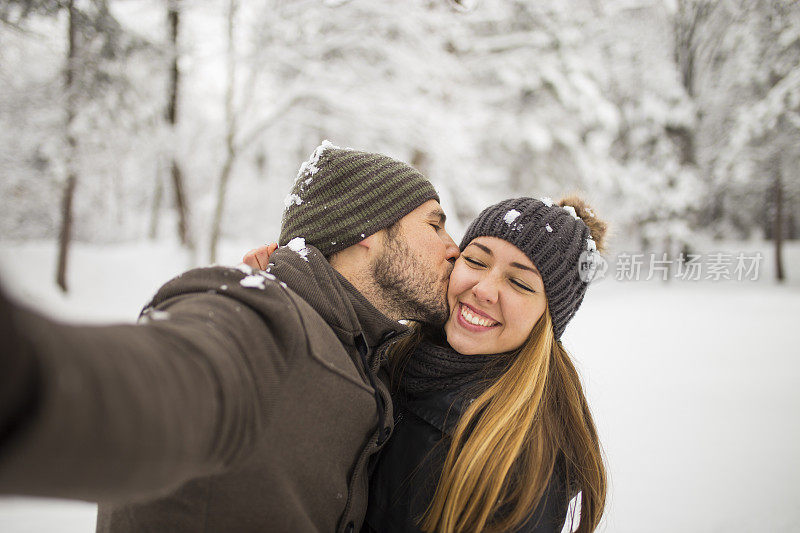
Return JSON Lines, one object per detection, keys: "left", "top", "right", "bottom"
{"left": 455, "top": 302, "right": 500, "bottom": 330}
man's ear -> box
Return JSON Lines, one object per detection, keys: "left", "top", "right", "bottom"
{"left": 359, "top": 230, "right": 384, "bottom": 251}
{"left": 329, "top": 231, "right": 384, "bottom": 270}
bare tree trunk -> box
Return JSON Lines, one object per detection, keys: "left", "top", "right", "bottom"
{"left": 773, "top": 159, "right": 785, "bottom": 282}
{"left": 209, "top": 157, "right": 235, "bottom": 264}
{"left": 671, "top": 0, "right": 706, "bottom": 167}
{"left": 166, "top": 0, "right": 192, "bottom": 249}
{"left": 56, "top": 175, "right": 77, "bottom": 292}
{"left": 56, "top": 0, "right": 78, "bottom": 292}
{"left": 170, "top": 160, "right": 191, "bottom": 247}
{"left": 209, "top": 0, "right": 238, "bottom": 264}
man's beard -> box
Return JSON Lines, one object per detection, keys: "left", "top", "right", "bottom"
{"left": 371, "top": 231, "right": 450, "bottom": 326}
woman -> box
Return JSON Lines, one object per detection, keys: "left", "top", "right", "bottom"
{"left": 364, "top": 196, "right": 607, "bottom": 533}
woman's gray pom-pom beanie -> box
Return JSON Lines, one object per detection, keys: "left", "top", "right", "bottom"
{"left": 460, "top": 197, "right": 602, "bottom": 340}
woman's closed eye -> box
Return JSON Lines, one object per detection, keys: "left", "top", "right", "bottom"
{"left": 463, "top": 256, "right": 485, "bottom": 268}
{"left": 510, "top": 278, "right": 535, "bottom": 293}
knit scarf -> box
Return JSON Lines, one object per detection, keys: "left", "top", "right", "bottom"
{"left": 402, "top": 338, "right": 508, "bottom": 398}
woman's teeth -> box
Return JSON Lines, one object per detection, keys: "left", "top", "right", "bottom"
{"left": 460, "top": 304, "right": 497, "bottom": 327}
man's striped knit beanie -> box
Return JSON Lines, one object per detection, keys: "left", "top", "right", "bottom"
{"left": 279, "top": 141, "right": 439, "bottom": 257}
{"left": 460, "top": 197, "right": 604, "bottom": 340}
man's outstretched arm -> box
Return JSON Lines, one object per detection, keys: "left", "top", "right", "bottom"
{"left": 0, "top": 269, "right": 300, "bottom": 503}
{"left": 0, "top": 287, "right": 41, "bottom": 464}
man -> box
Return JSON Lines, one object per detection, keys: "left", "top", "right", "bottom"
{"left": 0, "top": 141, "right": 459, "bottom": 532}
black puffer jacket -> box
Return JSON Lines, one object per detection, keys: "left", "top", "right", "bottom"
{"left": 365, "top": 345, "right": 571, "bottom": 533}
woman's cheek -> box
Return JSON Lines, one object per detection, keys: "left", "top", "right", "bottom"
{"left": 520, "top": 298, "right": 546, "bottom": 335}
{"left": 448, "top": 262, "right": 472, "bottom": 296}
{"left": 506, "top": 296, "right": 533, "bottom": 335}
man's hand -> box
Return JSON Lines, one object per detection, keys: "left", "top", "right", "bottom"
{"left": 242, "top": 243, "right": 278, "bottom": 270}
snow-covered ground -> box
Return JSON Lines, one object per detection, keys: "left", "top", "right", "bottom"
{"left": 1, "top": 239, "right": 799, "bottom": 533}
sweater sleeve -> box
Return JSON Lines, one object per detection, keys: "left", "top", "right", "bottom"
{"left": 0, "top": 276, "right": 302, "bottom": 503}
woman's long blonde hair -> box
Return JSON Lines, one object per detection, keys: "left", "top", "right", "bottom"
{"left": 391, "top": 309, "right": 606, "bottom": 533}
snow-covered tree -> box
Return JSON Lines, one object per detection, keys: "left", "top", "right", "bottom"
{"left": 1, "top": 0, "right": 797, "bottom": 284}
{"left": 702, "top": 0, "right": 800, "bottom": 280}
{"left": 1, "top": 0, "right": 166, "bottom": 290}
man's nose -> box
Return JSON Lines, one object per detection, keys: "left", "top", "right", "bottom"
{"left": 442, "top": 231, "right": 460, "bottom": 263}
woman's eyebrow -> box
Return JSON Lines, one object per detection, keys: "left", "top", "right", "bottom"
{"left": 510, "top": 262, "right": 542, "bottom": 279}
{"left": 470, "top": 242, "right": 542, "bottom": 279}
{"left": 470, "top": 242, "right": 492, "bottom": 255}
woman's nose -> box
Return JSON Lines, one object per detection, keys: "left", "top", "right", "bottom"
{"left": 472, "top": 276, "right": 499, "bottom": 304}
